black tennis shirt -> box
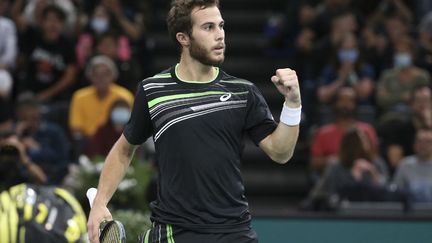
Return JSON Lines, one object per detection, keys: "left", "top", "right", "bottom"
{"left": 123, "top": 65, "right": 277, "bottom": 233}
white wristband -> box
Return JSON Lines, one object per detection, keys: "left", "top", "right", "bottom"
{"left": 280, "top": 103, "right": 301, "bottom": 126}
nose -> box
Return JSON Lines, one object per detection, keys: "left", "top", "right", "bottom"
{"left": 216, "top": 27, "right": 224, "bottom": 41}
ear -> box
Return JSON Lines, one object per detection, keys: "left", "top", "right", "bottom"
{"left": 176, "top": 32, "right": 190, "bottom": 48}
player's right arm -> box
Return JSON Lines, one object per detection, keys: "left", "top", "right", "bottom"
{"left": 87, "top": 134, "right": 138, "bottom": 243}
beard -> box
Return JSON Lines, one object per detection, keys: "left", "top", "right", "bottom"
{"left": 189, "top": 38, "right": 225, "bottom": 67}
{"left": 335, "top": 107, "right": 356, "bottom": 119}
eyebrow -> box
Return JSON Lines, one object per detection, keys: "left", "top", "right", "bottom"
{"left": 200, "top": 20, "right": 224, "bottom": 27}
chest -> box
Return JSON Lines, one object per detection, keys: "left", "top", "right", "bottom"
{"left": 31, "top": 46, "right": 65, "bottom": 70}
{"left": 146, "top": 84, "right": 249, "bottom": 142}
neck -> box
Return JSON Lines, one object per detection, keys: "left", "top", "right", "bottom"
{"left": 336, "top": 117, "right": 355, "bottom": 128}
{"left": 96, "top": 87, "right": 110, "bottom": 99}
{"left": 176, "top": 53, "right": 216, "bottom": 82}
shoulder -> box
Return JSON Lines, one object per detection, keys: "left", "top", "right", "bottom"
{"left": 111, "top": 84, "right": 134, "bottom": 99}
{"left": 317, "top": 123, "right": 338, "bottom": 135}
{"left": 40, "top": 122, "right": 65, "bottom": 134}
{"left": 72, "top": 86, "right": 95, "bottom": 100}
{"left": 59, "top": 35, "right": 75, "bottom": 48}
{"left": 379, "top": 69, "right": 396, "bottom": 80}
{"left": 140, "top": 68, "right": 177, "bottom": 89}
{"left": 415, "top": 68, "right": 431, "bottom": 79}
{"left": 219, "top": 70, "right": 254, "bottom": 86}
{"left": 399, "top": 156, "right": 418, "bottom": 168}
{"left": 218, "top": 71, "right": 259, "bottom": 98}
{"left": 0, "top": 17, "right": 16, "bottom": 31}
{"left": 356, "top": 122, "right": 376, "bottom": 132}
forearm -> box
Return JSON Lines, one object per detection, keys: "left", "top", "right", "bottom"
{"left": 93, "top": 135, "right": 137, "bottom": 206}
{"left": 117, "top": 16, "right": 141, "bottom": 40}
{"left": 317, "top": 80, "right": 343, "bottom": 103}
{"left": 39, "top": 66, "right": 76, "bottom": 100}
{"left": 11, "top": 0, "right": 26, "bottom": 32}
{"left": 22, "top": 156, "right": 47, "bottom": 184}
{"left": 260, "top": 123, "right": 299, "bottom": 164}
{"left": 264, "top": 68, "right": 301, "bottom": 163}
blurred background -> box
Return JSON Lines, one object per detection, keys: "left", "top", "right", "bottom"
{"left": 1, "top": 0, "right": 432, "bottom": 242}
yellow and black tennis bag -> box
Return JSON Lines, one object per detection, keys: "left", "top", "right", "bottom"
{"left": 0, "top": 183, "right": 87, "bottom": 243}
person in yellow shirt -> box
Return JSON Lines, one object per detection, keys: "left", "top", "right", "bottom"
{"left": 69, "top": 55, "right": 133, "bottom": 144}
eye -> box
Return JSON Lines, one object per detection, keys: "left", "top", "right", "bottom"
{"left": 203, "top": 24, "right": 213, "bottom": 31}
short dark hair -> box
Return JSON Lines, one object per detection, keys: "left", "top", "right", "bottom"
{"left": 166, "top": 0, "right": 219, "bottom": 48}
{"left": 394, "top": 35, "right": 417, "bottom": 58}
{"left": 42, "top": 4, "right": 67, "bottom": 22}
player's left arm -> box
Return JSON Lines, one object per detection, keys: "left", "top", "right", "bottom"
{"left": 259, "top": 68, "right": 301, "bottom": 164}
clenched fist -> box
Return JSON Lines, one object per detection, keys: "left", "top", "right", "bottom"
{"left": 271, "top": 68, "right": 301, "bottom": 108}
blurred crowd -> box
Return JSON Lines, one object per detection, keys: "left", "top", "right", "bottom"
{"left": 0, "top": 0, "right": 432, "bottom": 211}
{"left": 264, "top": 0, "right": 432, "bottom": 208}
{"left": 0, "top": 0, "right": 152, "bottom": 187}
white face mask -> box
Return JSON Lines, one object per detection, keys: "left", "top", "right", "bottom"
{"left": 394, "top": 52, "right": 412, "bottom": 69}
{"left": 91, "top": 17, "right": 109, "bottom": 34}
{"left": 110, "top": 107, "right": 130, "bottom": 125}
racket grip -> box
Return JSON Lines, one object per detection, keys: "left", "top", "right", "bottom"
{"left": 86, "top": 187, "right": 98, "bottom": 208}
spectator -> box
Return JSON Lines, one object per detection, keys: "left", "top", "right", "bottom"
{"left": 0, "top": 70, "right": 13, "bottom": 132}
{"left": 317, "top": 32, "right": 375, "bottom": 106}
{"left": 12, "top": 0, "right": 77, "bottom": 34}
{"left": 392, "top": 128, "right": 432, "bottom": 202}
{"left": 378, "top": 84, "right": 432, "bottom": 172}
{"left": 75, "top": 4, "right": 133, "bottom": 68}
{"left": 15, "top": 4, "right": 77, "bottom": 103}
{"left": 313, "top": 0, "right": 354, "bottom": 38}
{"left": 376, "top": 36, "right": 430, "bottom": 114}
{"left": 310, "top": 87, "right": 379, "bottom": 175}
{"left": 0, "top": 131, "right": 47, "bottom": 191}
{"left": 69, "top": 55, "right": 133, "bottom": 153}
{"left": 85, "top": 98, "right": 131, "bottom": 158}
{"left": 93, "top": 32, "right": 142, "bottom": 92}
{"left": 100, "top": 0, "right": 145, "bottom": 41}
{"left": 0, "top": 0, "right": 18, "bottom": 70}
{"left": 15, "top": 95, "right": 70, "bottom": 184}
{"left": 360, "top": 23, "right": 393, "bottom": 77}
{"left": 384, "top": 13, "right": 412, "bottom": 45}
{"left": 306, "top": 127, "right": 389, "bottom": 210}
{"left": 314, "top": 11, "right": 359, "bottom": 71}
{"left": 418, "top": 11, "right": 432, "bottom": 75}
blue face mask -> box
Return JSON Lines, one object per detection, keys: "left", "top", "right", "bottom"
{"left": 394, "top": 53, "right": 412, "bottom": 69}
{"left": 91, "top": 18, "right": 109, "bottom": 34}
{"left": 338, "top": 49, "right": 359, "bottom": 63}
{"left": 110, "top": 107, "right": 130, "bottom": 125}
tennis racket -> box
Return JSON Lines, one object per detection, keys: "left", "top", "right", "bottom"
{"left": 86, "top": 188, "right": 127, "bottom": 243}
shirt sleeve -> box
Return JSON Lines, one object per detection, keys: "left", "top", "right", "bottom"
{"left": 0, "top": 19, "right": 17, "bottom": 68}
{"left": 311, "top": 129, "right": 326, "bottom": 156}
{"left": 68, "top": 93, "right": 84, "bottom": 132}
{"left": 244, "top": 84, "right": 277, "bottom": 145}
{"left": 123, "top": 83, "right": 153, "bottom": 145}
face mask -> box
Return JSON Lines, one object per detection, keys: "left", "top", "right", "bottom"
{"left": 338, "top": 49, "right": 359, "bottom": 63}
{"left": 91, "top": 18, "right": 109, "bottom": 34}
{"left": 110, "top": 107, "right": 130, "bottom": 125}
{"left": 394, "top": 53, "right": 412, "bottom": 69}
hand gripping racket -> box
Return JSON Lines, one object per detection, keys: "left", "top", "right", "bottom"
{"left": 87, "top": 188, "right": 126, "bottom": 243}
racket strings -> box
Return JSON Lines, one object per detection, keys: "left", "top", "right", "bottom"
{"left": 100, "top": 222, "right": 122, "bottom": 243}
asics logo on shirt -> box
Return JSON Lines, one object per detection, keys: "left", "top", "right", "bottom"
{"left": 220, "top": 93, "right": 232, "bottom": 102}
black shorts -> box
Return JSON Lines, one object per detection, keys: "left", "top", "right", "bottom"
{"left": 141, "top": 223, "right": 259, "bottom": 243}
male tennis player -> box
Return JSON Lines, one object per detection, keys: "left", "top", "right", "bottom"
{"left": 88, "top": 0, "right": 301, "bottom": 242}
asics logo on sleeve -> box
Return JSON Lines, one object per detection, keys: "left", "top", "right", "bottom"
{"left": 220, "top": 93, "right": 232, "bottom": 102}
